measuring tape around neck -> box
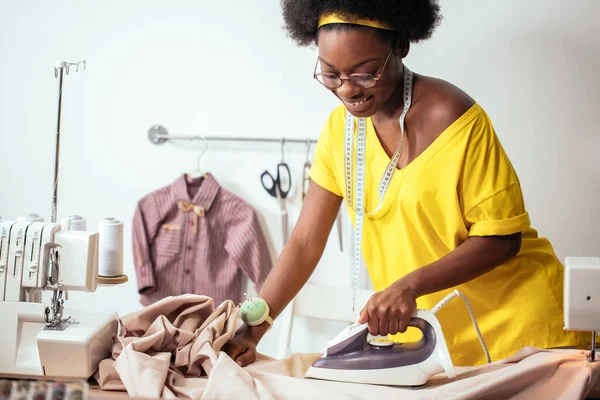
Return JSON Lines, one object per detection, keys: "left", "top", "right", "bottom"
{"left": 344, "top": 66, "right": 414, "bottom": 311}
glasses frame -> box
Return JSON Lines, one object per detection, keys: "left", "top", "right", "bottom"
{"left": 313, "top": 47, "right": 394, "bottom": 90}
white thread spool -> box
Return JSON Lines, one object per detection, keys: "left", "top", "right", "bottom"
{"left": 61, "top": 218, "right": 72, "bottom": 231}
{"left": 98, "top": 217, "right": 124, "bottom": 277}
{"left": 17, "top": 213, "right": 44, "bottom": 222}
{"left": 67, "top": 214, "right": 87, "bottom": 231}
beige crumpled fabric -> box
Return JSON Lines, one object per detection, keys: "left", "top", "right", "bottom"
{"left": 236, "top": 347, "right": 600, "bottom": 400}
{"left": 95, "top": 294, "right": 243, "bottom": 399}
{"left": 94, "top": 294, "right": 600, "bottom": 400}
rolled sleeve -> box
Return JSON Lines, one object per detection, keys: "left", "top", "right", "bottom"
{"left": 466, "top": 183, "right": 531, "bottom": 237}
{"left": 309, "top": 118, "right": 343, "bottom": 197}
{"left": 309, "top": 164, "right": 342, "bottom": 197}
{"left": 459, "top": 108, "right": 531, "bottom": 238}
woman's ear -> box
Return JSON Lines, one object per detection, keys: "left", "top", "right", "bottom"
{"left": 396, "top": 39, "right": 410, "bottom": 58}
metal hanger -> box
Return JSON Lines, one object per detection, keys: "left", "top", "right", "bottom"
{"left": 189, "top": 135, "right": 208, "bottom": 178}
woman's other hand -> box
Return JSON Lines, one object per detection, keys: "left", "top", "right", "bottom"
{"left": 222, "top": 326, "right": 260, "bottom": 367}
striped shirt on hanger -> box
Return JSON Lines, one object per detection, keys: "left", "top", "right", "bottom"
{"left": 132, "top": 173, "right": 273, "bottom": 307}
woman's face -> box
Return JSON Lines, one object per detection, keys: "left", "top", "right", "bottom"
{"left": 316, "top": 28, "right": 404, "bottom": 118}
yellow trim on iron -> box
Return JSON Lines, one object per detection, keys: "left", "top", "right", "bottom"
{"left": 317, "top": 13, "right": 394, "bottom": 31}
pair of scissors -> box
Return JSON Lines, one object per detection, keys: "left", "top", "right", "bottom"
{"left": 261, "top": 162, "right": 291, "bottom": 245}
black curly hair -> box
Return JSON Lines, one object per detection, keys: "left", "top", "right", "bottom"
{"left": 281, "top": 0, "right": 442, "bottom": 47}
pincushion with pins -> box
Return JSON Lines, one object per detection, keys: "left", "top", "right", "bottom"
{"left": 240, "top": 297, "right": 272, "bottom": 327}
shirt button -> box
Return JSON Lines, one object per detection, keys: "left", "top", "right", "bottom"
{"left": 187, "top": 245, "right": 193, "bottom": 250}
{"left": 185, "top": 269, "right": 191, "bottom": 274}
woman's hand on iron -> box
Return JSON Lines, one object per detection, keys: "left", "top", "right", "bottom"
{"left": 358, "top": 281, "right": 417, "bottom": 336}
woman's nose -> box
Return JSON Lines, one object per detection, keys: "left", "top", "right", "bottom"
{"left": 335, "top": 79, "right": 362, "bottom": 100}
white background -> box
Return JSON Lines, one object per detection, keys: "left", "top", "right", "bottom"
{"left": 1, "top": 0, "right": 599, "bottom": 358}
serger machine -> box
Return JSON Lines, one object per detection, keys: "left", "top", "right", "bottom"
{"left": 0, "top": 213, "right": 118, "bottom": 381}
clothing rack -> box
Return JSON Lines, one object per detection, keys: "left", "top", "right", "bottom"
{"left": 148, "top": 125, "right": 317, "bottom": 145}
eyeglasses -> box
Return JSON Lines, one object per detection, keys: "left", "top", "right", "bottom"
{"left": 313, "top": 47, "right": 394, "bottom": 89}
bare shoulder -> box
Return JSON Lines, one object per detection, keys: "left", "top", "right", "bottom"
{"left": 410, "top": 74, "right": 476, "bottom": 138}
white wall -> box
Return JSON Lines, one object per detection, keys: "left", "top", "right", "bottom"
{"left": 1, "top": 0, "right": 599, "bottom": 358}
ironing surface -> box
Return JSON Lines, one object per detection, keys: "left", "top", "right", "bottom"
{"left": 91, "top": 349, "right": 600, "bottom": 399}
{"left": 89, "top": 348, "right": 600, "bottom": 399}
{"left": 90, "top": 293, "right": 600, "bottom": 399}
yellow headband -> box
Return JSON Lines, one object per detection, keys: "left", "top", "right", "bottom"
{"left": 317, "top": 13, "right": 394, "bottom": 31}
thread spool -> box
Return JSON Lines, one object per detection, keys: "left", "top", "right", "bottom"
{"left": 98, "top": 217, "right": 124, "bottom": 277}
{"left": 67, "top": 214, "right": 86, "bottom": 231}
{"left": 17, "top": 213, "right": 44, "bottom": 222}
{"left": 61, "top": 218, "right": 72, "bottom": 231}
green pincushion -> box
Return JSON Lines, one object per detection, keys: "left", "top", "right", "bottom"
{"left": 240, "top": 298, "right": 270, "bottom": 326}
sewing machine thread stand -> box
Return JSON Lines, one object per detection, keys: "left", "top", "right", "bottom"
{"left": 46, "top": 61, "right": 86, "bottom": 329}
{"left": 51, "top": 60, "right": 86, "bottom": 225}
{"left": 52, "top": 65, "right": 63, "bottom": 225}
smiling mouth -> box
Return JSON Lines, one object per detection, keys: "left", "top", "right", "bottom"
{"left": 346, "top": 96, "right": 373, "bottom": 107}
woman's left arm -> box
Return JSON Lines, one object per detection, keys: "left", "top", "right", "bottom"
{"left": 408, "top": 233, "right": 522, "bottom": 298}
{"left": 359, "top": 233, "right": 522, "bottom": 336}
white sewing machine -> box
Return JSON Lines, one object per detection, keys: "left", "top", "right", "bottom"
{"left": 0, "top": 214, "right": 118, "bottom": 381}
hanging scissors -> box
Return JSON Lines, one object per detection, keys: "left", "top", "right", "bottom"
{"left": 261, "top": 139, "right": 292, "bottom": 245}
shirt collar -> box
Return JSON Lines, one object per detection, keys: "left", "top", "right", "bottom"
{"left": 171, "top": 173, "right": 220, "bottom": 212}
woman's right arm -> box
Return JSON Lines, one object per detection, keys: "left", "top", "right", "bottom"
{"left": 223, "top": 180, "right": 342, "bottom": 365}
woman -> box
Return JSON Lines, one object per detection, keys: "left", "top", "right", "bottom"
{"left": 224, "top": 0, "right": 586, "bottom": 366}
